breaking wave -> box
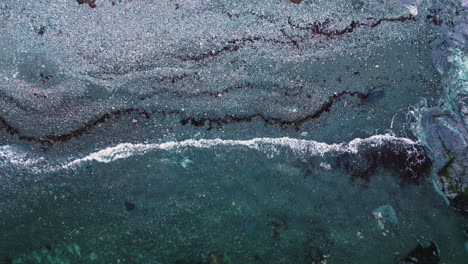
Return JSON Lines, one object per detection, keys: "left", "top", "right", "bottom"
{"left": 0, "top": 134, "right": 428, "bottom": 177}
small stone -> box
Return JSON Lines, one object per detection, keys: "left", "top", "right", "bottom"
{"left": 77, "top": 0, "right": 96, "bottom": 8}
{"left": 208, "top": 252, "right": 230, "bottom": 264}
{"left": 125, "top": 201, "right": 136, "bottom": 211}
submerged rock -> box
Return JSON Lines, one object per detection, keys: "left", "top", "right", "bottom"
{"left": 336, "top": 139, "right": 432, "bottom": 184}
{"left": 373, "top": 204, "right": 398, "bottom": 229}
{"left": 125, "top": 200, "right": 136, "bottom": 211}
{"left": 399, "top": 242, "right": 440, "bottom": 264}
{"left": 364, "top": 87, "right": 385, "bottom": 104}
{"left": 208, "top": 252, "right": 231, "bottom": 264}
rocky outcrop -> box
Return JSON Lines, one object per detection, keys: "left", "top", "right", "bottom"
{"left": 421, "top": 108, "right": 467, "bottom": 210}
{"left": 417, "top": 0, "right": 467, "bottom": 210}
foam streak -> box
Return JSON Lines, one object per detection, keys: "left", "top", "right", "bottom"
{"left": 0, "top": 134, "right": 419, "bottom": 174}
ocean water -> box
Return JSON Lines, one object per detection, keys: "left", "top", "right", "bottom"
{"left": 0, "top": 0, "right": 467, "bottom": 264}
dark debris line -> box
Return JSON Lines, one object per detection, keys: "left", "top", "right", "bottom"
{"left": 0, "top": 4, "right": 419, "bottom": 144}
{"left": 182, "top": 15, "right": 416, "bottom": 61}
{"left": 180, "top": 90, "right": 368, "bottom": 131}
{"left": 77, "top": 0, "right": 301, "bottom": 9}
{"left": 0, "top": 108, "right": 153, "bottom": 145}
{"left": 0, "top": 90, "right": 368, "bottom": 145}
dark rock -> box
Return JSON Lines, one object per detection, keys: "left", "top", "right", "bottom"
{"left": 125, "top": 200, "right": 136, "bottom": 211}
{"left": 77, "top": 0, "right": 96, "bottom": 8}
{"left": 399, "top": 242, "right": 440, "bottom": 264}
{"left": 450, "top": 194, "right": 468, "bottom": 210}
{"left": 37, "top": 26, "right": 45, "bottom": 35}
{"left": 421, "top": 108, "right": 467, "bottom": 210}
{"left": 336, "top": 140, "right": 432, "bottom": 184}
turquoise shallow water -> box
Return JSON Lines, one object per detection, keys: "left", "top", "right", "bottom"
{"left": 1, "top": 135, "right": 467, "bottom": 263}
{"left": 1, "top": 145, "right": 467, "bottom": 263}
{"left": 0, "top": 0, "right": 467, "bottom": 263}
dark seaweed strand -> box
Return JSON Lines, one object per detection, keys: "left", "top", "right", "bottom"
{"left": 181, "top": 37, "right": 290, "bottom": 62}
{"left": 0, "top": 116, "right": 20, "bottom": 136}
{"left": 288, "top": 15, "right": 416, "bottom": 34}
{"left": 181, "top": 15, "right": 416, "bottom": 62}
{"left": 0, "top": 108, "right": 153, "bottom": 145}
{"left": 180, "top": 90, "right": 368, "bottom": 131}
{"left": 0, "top": 90, "right": 367, "bottom": 144}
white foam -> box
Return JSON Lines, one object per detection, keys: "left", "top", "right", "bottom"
{"left": 0, "top": 134, "right": 419, "bottom": 174}
{"left": 63, "top": 134, "right": 418, "bottom": 169}
{"left": 0, "top": 145, "right": 46, "bottom": 173}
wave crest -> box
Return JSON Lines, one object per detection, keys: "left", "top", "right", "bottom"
{"left": 0, "top": 134, "right": 425, "bottom": 178}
